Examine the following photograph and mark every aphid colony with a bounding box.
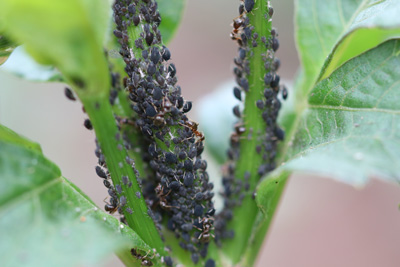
[63,0,284,266]
[111,0,215,265]
[214,0,286,243]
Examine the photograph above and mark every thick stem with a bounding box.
[80,95,165,256]
[224,0,273,262]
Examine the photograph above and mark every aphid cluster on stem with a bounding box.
[215,0,286,244]
[113,0,215,264]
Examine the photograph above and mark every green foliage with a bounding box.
[250,1,400,264]
[0,0,185,82]
[278,40,400,185]
[0,124,149,267]
[296,0,400,89]
[1,0,400,265]
[0,0,185,264]
[0,46,62,81]
[0,35,16,65]
[276,0,400,186]
[158,0,186,44]
[0,0,111,95]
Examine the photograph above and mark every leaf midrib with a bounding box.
[279,0,393,167]
[0,177,61,215]
[309,104,400,114]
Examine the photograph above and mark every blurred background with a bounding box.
[1,0,400,266]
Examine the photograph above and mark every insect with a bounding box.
[154,184,175,210]
[195,217,215,243]
[179,120,205,143]
[131,249,154,266]
[104,197,118,214]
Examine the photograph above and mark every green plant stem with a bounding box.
[113,89,149,179]
[80,95,165,256]
[242,172,289,266]
[223,0,272,263]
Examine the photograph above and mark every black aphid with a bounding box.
[64,87,76,101]
[164,256,173,267]
[272,37,279,51]
[256,100,265,109]
[282,86,288,100]
[270,75,280,88]
[275,127,285,140]
[113,0,214,258]
[95,166,107,179]
[233,105,241,118]
[264,73,273,85]
[84,119,93,130]
[205,259,216,267]
[191,253,199,264]
[103,179,111,188]
[162,46,171,61]
[120,196,127,207]
[183,101,192,113]
[244,0,255,12]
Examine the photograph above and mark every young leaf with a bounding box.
[0,0,111,96]
[157,0,186,44]
[251,39,400,267]
[0,124,149,266]
[275,40,400,186]
[0,0,185,83]
[0,46,62,82]
[296,0,400,90]
[0,35,16,65]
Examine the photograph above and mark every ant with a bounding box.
[194,217,215,243]
[154,184,177,210]
[179,120,205,143]
[104,197,118,214]
[115,115,135,127]
[131,248,155,266]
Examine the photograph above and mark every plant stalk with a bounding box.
[224,0,274,262]
[80,95,165,256]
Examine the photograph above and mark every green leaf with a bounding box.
[0,35,16,65]
[1,46,62,82]
[277,40,400,186]
[296,0,400,91]
[0,124,149,266]
[158,0,186,44]
[254,40,400,265]
[0,0,111,95]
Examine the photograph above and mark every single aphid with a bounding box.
[272,37,279,52]
[244,0,255,13]
[64,87,76,101]
[120,196,127,206]
[282,86,288,100]
[233,105,241,118]
[84,119,93,130]
[95,166,107,179]
[183,101,192,113]
[233,87,242,101]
